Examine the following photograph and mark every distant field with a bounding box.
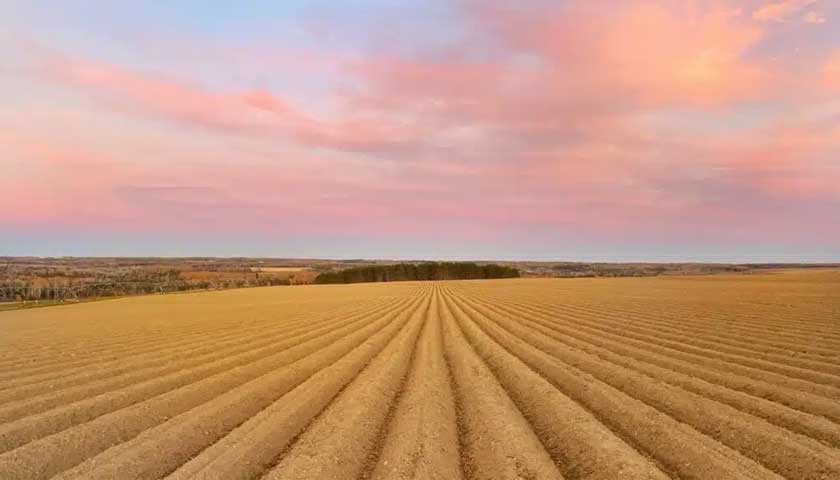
[250,267,311,273]
[0,270,839,479]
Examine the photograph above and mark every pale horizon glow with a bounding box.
[1,1,838,261]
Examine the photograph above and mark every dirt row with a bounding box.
[449,287,840,479]
[54,293,430,480]
[462,281,840,345]
[0,294,398,382]
[473,295,840,446]
[524,295,840,364]
[0,289,429,479]
[0,296,412,426]
[462,289,840,398]
[462,285,840,366]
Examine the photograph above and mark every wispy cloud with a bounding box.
[752,0,824,23]
[39,55,426,155]
[802,10,827,23]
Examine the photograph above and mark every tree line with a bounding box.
[0,270,291,303]
[314,262,520,284]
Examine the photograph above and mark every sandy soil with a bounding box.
[0,270,838,479]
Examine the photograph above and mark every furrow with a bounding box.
[257,290,429,480]
[0,297,377,387]
[436,287,564,480]
[165,288,430,480]
[0,294,418,480]
[540,300,840,371]
[367,286,462,480]
[441,288,669,480]
[0,295,401,414]
[469,295,840,479]
[464,293,840,436]
[0,295,412,454]
[481,293,840,397]
[54,288,429,480]
[574,298,840,345]
[454,291,782,479]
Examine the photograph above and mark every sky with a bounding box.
[1,0,838,261]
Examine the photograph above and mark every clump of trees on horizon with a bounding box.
[314,262,520,284]
[0,264,293,304]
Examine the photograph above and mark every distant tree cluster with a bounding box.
[544,262,750,278]
[314,262,520,284]
[0,266,291,303]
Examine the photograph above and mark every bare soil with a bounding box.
[0,270,838,479]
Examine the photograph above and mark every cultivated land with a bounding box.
[0,269,838,479]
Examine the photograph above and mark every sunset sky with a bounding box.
[2,0,838,261]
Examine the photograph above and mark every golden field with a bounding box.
[0,269,839,479]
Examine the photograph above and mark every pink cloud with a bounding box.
[42,56,426,154]
[825,50,840,90]
[752,0,817,22]
[802,10,827,23]
[598,4,765,105]
[464,1,767,107]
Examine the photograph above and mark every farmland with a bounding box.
[0,269,839,479]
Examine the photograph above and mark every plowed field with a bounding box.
[1,269,839,479]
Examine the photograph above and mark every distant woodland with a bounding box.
[516,262,840,278]
[314,262,520,284]
[0,257,319,305]
[2,257,834,309]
